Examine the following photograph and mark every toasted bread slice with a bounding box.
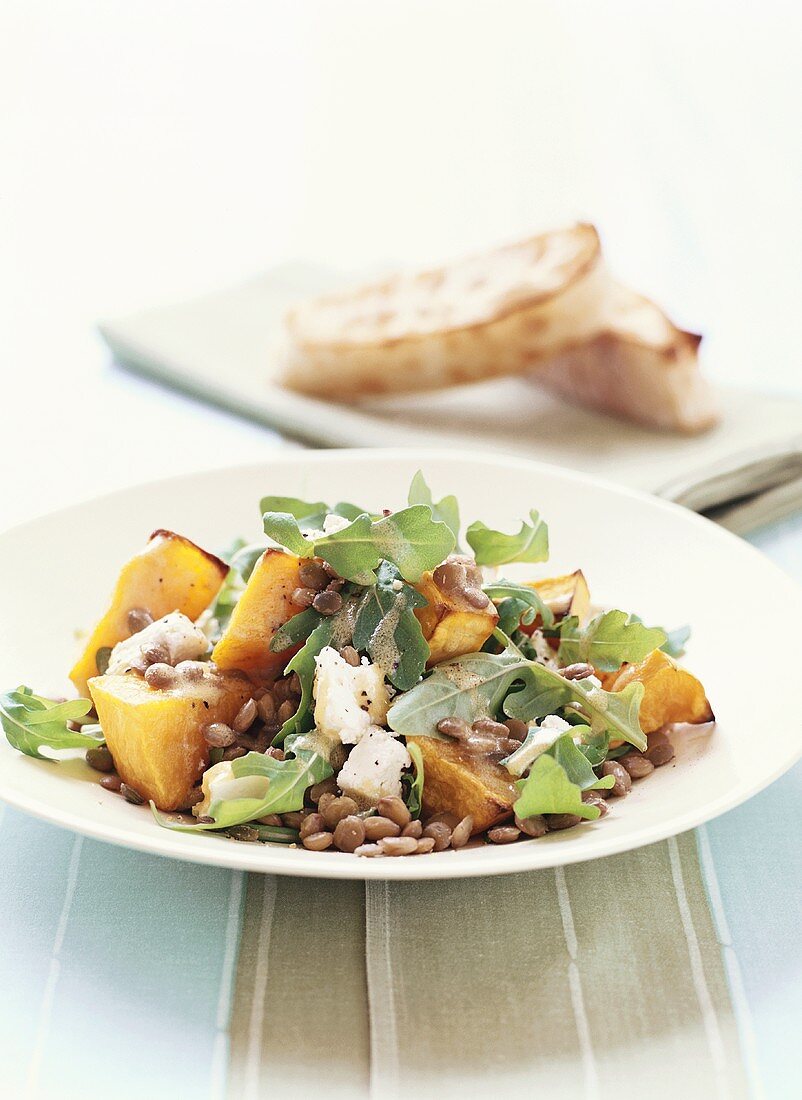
[528,283,718,433]
[279,224,610,398]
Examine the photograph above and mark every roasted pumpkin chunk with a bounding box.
[608,649,714,732]
[212,549,303,676]
[407,735,517,833]
[520,569,591,633]
[70,530,227,697]
[414,571,498,667]
[89,670,252,811]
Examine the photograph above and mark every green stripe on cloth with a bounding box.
[364,833,749,1100]
[227,875,370,1099]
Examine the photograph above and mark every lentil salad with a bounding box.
[0,472,714,857]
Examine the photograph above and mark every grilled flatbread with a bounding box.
[528,284,718,434]
[279,223,610,397]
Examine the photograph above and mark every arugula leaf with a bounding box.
[1,687,102,760]
[274,620,335,743]
[466,509,549,567]
[259,495,329,528]
[387,632,647,751]
[351,561,430,689]
[259,495,368,528]
[547,733,614,791]
[491,597,534,642]
[269,606,324,653]
[313,506,455,585]
[151,744,332,831]
[95,647,112,675]
[387,648,528,736]
[628,614,690,659]
[557,610,666,672]
[403,741,425,819]
[313,513,381,584]
[504,662,647,752]
[408,471,461,546]
[662,624,691,658]
[482,579,555,629]
[262,512,315,558]
[514,754,600,821]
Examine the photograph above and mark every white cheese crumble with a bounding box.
[322,512,351,535]
[192,760,270,818]
[337,727,411,804]
[501,714,573,776]
[531,628,560,670]
[313,646,390,746]
[107,611,210,675]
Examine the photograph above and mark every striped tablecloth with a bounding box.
[1,517,799,1100]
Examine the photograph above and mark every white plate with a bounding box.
[0,449,799,879]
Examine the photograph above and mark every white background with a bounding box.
[1,0,801,526]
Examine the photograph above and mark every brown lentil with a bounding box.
[422,821,452,850]
[100,774,122,792]
[401,819,423,839]
[257,694,277,722]
[302,831,334,851]
[515,814,547,837]
[257,813,283,827]
[436,716,472,740]
[364,816,401,841]
[312,590,343,616]
[488,824,521,844]
[415,837,437,854]
[504,718,529,742]
[333,816,366,853]
[273,678,296,702]
[562,662,595,681]
[299,813,325,839]
[321,560,341,579]
[232,698,258,733]
[175,660,206,681]
[142,643,169,667]
[377,796,411,829]
[180,789,205,809]
[229,825,259,842]
[581,792,610,817]
[127,607,153,633]
[450,815,474,848]
[291,586,316,608]
[428,811,460,830]
[472,717,511,738]
[203,722,237,748]
[619,751,655,780]
[298,559,330,590]
[276,700,296,725]
[266,746,285,761]
[86,745,115,773]
[646,738,675,767]
[280,811,305,830]
[145,662,176,689]
[601,760,632,798]
[354,843,383,858]
[321,795,359,829]
[120,783,144,805]
[222,745,247,761]
[314,787,338,810]
[546,813,582,831]
[378,836,418,856]
[340,645,360,667]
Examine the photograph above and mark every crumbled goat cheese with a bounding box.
[193,760,270,819]
[313,646,390,746]
[501,714,573,776]
[107,611,210,675]
[531,629,560,670]
[322,512,351,535]
[337,728,411,804]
